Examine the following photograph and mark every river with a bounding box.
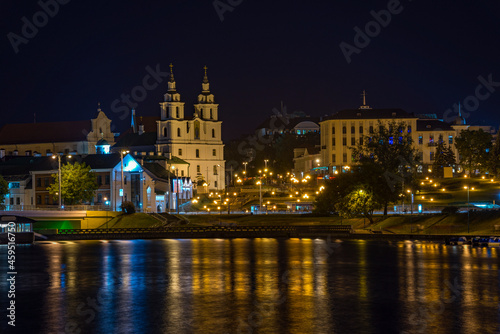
[1,238,499,333]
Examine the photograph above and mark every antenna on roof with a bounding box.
[359,90,371,110]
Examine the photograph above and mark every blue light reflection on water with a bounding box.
[0,239,499,334]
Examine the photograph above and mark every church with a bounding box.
[114,65,226,192]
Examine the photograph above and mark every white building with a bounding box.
[155,65,225,191]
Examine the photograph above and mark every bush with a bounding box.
[441,206,459,215]
[121,201,136,214]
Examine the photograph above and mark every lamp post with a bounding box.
[243,162,248,176]
[264,159,269,170]
[464,184,471,234]
[120,150,129,209]
[52,154,72,209]
[257,180,262,213]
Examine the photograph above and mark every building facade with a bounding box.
[319,105,467,175]
[155,65,225,191]
[0,108,116,157]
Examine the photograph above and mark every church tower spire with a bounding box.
[160,63,184,120]
[202,65,210,93]
[167,63,177,92]
[195,65,218,120]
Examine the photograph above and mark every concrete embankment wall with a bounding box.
[1,210,121,231]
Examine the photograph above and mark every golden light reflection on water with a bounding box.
[16,239,500,334]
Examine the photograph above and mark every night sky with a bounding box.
[2,0,500,140]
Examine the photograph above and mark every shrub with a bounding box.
[442,206,459,215]
[121,201,136,214]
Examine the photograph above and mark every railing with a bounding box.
[56,225,353,235]
[2,205,113,211]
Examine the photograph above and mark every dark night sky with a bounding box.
[1,0,500,140]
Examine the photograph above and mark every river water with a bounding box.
[1,238,499,334]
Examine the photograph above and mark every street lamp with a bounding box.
[52,153,72,209]
[264,159,269,169]
[256,180,262,213]
[464,185,470,233]
[120,150,129,209]
[243,162,248,175]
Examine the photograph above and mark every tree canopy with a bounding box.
[455,129,492,175]
[350,121,419,215]
[48,162,98,205]
[432,134,456,178]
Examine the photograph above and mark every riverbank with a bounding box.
[185,211,500,235]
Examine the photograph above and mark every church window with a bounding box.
[342,126,346,134]
[210,109,213,119]
[351,138,355,145]
[177,128,181,137]
[187,123,190,133]
[197,165,200,173]
[369,126,374,134]
[331,126,335,134]
[332,138,335,146]
[351,126,355,134]
[163,127,167,137]
[449,135,453,144]
[343,138,347,146]
[178,149,182,156]
[359,126,363,134]
[213,165,218,175]
[212,129,215,138]
[343,153,347,163]
[181,170,184,177]
[212,149,216,156]
[194,121,200,139]
[176,107,179,118]
[332,154,336,163]
[196,149,200,158]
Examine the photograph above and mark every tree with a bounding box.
[455,129,492,175]
[337,187,379,224]
[0,175,8,209]
[351,121,419,216]
[313,173,359,214]
[432,135,456,178]
[48,162,98,205]
[487,131,500,177]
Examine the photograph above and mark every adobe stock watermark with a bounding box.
[213,0,243,22]
[232,236,341,334]
[339,0,413,64]
[110,64,169,121]
[7,0,72,54]
[443,74,500,123]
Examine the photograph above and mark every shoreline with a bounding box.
[42,231,462,243]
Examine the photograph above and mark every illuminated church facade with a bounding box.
[155,65,225,191]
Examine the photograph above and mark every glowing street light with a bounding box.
[52,153,72,209]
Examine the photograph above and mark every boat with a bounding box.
[0,215,35,245]
[472,236,490,247]
[446,236,469,245]
[487,237,500,247]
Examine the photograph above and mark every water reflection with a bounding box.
[1,239,499,334]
